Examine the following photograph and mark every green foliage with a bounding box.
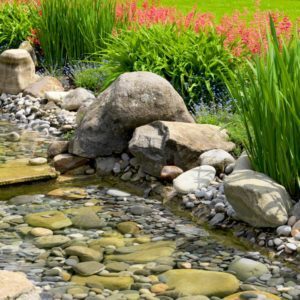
[197,109,246,157]
[226,19,300,196]
[95,25,241,111]
[0,1,35,51]
[74,67,104,92]
[35,0,117,67]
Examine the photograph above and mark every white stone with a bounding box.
[28,157,47,166]
[106,189,131,197]
[173,165,216,194]
[45,91,70,104]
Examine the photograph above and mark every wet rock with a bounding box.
[47,187,87,200]
[8,194,42,205]
[34,235,70,248]
[62,88,95,111]
[1,131,20,142]
[53,153,89,174]
[69,71,194,158]
[73,262,105,276]
[65,246,103,262]
[228,258,269,281]
[71,275,134,290]
[96,157,117,176]
[159,269,239,297]
[23,76,64,98]
[106,189,130,197]
[25,211,72,230]
[160,166,183,181]
[28,157,47,166]
[117,221,140,235]
[47,141,69,158]
[223,291,281,300]
[88,237,125,248]
[30,227,53,237]
[224,170,292,227]
[71,211,106,229]
[129,121,234,176]
[0,49,37,94]
[173,166,216,194]
[199,149,235,173]
[276,225,292,237]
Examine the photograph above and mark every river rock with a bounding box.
[0,49,37,94]
[96,157,117,175]
[160,166,183,181]
[8,194,42,205]
[28,157,47,166]
[0,271,36,299]
[45,91,69,105]
[228,258,269,281]
[73,262,104,276]
[199,149,235,173]
[69,71,194,158]
[159,269,239,297]
[23,76,64,98]
[47,187,87,200]
[48,141,69,158]
[34,235,71,248]
[173,166,216,194]
[89,237,125,248]
[53,153,89,174]
[224,170,292,227]
[25,211,72,230]
[223,291,281,300]
[71,275,133,290]
[129,121,235,176]
[71,211,106,229]
[30,227,53,237]
[62,87,95,111]
[117,221,140,235]
[65,246,103,262]
[292,220,300,237]
[233,151,252,171]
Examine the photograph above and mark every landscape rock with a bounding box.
[69,71,194,158]
[0,49,37,94]
[71,211,106,229]
[62,87,95,111]
[47,141,69,158]
[129,121,234,176]
[0,271,36,299]
[160,269,239,297]
[65,246,103,262]
[53,153,89,174]
[34,235,71,248]
[72,262,104,276]
[117,221,140,235]
[23,76,64,98]
[30,227,53,237]
[25,211,72,230]
[233,151,252,171]
[199,149,235,173]
[228,258,269,281]
[173,166,216,194]
[224,170,292,227]
[45,91,69,105]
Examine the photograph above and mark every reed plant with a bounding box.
[226,18,300,196]
[35,0,116,66]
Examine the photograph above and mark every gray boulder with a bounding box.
[62,88,95,111]
[224,170,292,227]
[69,72,194,158]
[129,121,235,176]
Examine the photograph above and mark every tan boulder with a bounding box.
[129,121,235,176]
[23,76,64,98]
[0,49,37,94]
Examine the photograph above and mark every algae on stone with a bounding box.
[160,269,239,297]
[47,187,87,200]
[223,291,281,300]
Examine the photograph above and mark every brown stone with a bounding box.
[151,283,169,294]
[23,76,64,98]
[47,141,69,158]
[53,153,89,174]
[160,166,183,181]
[291,220,300,237]
[0,49,37,94]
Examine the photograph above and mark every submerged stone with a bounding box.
[34,235,70,248]
[47,187,87,200]
[223,291,281,300]
[25,211,72,230]
[159,269,239,297]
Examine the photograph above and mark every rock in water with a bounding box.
[173,166,216,194]
[159,269,239,297]
[129,121,235,176]
[53,153,89,174]
[69,71,194,158]
[224,170,292,227]
[0,49,37,94]
[223,291,281,300]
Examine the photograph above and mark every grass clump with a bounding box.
[74,67,104,92]
[94,25,241,111]
[35,0,117,67]
[226,18,300,196]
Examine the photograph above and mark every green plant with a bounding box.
[0,1,35,51]
[35,0,117,67]
[94,25,241,111]
[74,67,104,92]
[226,18,300,196]
[197,109,246,156]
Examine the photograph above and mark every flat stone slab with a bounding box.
[0,158,57,186]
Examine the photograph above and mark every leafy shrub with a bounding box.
[74,66,104,92]
[226,19,300,196]
[35,0,117,66]
[0,1,36,51]
[95,25,241,111]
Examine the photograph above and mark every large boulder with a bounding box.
[224,170,292,227]
[129,121,235,176]
[0,49,37,94]
[69,72,194,158]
